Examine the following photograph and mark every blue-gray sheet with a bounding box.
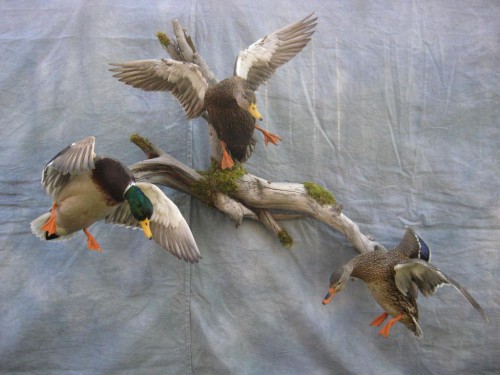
[1,1,498,374]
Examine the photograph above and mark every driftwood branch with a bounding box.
[127,19,382,254]
[130,135,379,253]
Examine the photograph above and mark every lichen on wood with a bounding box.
[191,161,247,205]
[156,32,171,48]
[303,182,336,206]
[278,230,294,248]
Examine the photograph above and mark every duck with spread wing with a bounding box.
[110,14,317,169]
[322,228,488,338]
[31,136,201,263]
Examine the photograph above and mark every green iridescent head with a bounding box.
[124,185,154,239]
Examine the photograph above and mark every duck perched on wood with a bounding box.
[31,136,201,263]
[109,13,317,169]
[322,228,488,338]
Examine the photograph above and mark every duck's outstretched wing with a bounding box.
[105,182,201,263]
[394,259,488,322]
[42,136,96,195]
[234,13,317,91]
[110,59,208,119]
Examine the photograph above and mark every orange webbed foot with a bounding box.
[370,312,389,327]
[83,228,102,253]
[220,141,235,170]
[255,124,281,146]
[378,314,403,337]
[41,203,58,235]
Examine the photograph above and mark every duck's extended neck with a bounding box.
[124,184,154,222]
[124,183,142,203]
[123,182,136,196]
[346,256,363,279]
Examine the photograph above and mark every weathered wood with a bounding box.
[130,135,379,253]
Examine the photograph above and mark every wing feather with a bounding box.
[395,259,488,322]
[41,136,96,195]
[110,59,208,119]
[235,13,317,91]
[105,182,201,263]
[105,202,137,228]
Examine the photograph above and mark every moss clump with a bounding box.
[278,230,294,248]
[303,182,336,206]
[191,160,247,205]
[156,32,171,48]
[130,133,149,149]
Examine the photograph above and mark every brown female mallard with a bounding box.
[109,13,317,169]
[31,136,201,262]
[322,228,488,338]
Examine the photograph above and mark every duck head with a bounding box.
[235,88,263,121]
[322,264,353,305]
[124,185,154,239]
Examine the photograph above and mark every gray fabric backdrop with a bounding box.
[1,1,498,374]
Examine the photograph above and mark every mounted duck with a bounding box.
[322,228,488,338]
[31,136,201,263]
[110,13,317,169]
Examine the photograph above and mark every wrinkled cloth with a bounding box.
[0,1,498,374]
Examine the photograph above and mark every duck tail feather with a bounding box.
[30,213,52,240]
[30,213,77,242]
[411,316,424,339]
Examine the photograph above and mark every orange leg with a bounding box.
[41,203,58,235]
[220,141,235,170]
[378,314,403,337]
[255,124,281,146]
[370,312,389,327]
[83,228,102,253]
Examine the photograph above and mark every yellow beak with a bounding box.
[247,103,263,121]
[139,218,153,240]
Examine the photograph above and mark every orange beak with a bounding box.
[322,287,336,305]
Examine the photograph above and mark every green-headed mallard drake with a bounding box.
[322,228,488,338]
[109,13,317,169]
[31,136,201,263]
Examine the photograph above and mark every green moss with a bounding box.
[130,133,149,149]
[191,160,247,205]
[303,182,336,206]
[278,230,294,248]
[156,32,171,48]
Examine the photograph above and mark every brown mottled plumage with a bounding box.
[323,228,488,338]
[204,76,257,163]
[349,248,423,337]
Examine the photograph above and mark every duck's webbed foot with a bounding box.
[255,125,281,146]
[378,314,402,337]
[370,312,389,327]
[83,228,102,253]
[220,141,235,170]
